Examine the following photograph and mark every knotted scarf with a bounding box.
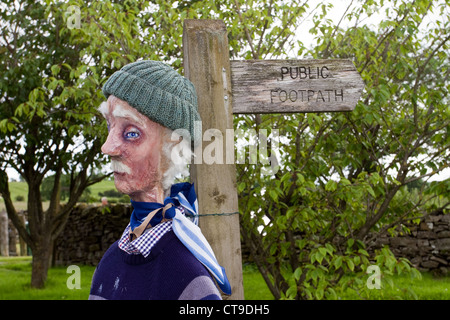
[129,182,231,296]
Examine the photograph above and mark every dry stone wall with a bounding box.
[54,204,449,274]
[54,203,131,266]
[369,211,450,275]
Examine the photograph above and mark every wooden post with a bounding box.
[183,19,244,300]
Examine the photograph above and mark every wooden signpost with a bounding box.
[183,19,364,300]
[231,59,364,114]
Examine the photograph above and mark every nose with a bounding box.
[101,131,121,157]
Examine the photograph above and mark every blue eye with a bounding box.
[124,129,140,140]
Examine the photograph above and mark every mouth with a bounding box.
[111,160,131,176]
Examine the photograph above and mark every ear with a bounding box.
[161,132,180,164]
[163,128,184,148]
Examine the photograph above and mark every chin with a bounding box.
[113,180,131,196]
[114,180,148,200]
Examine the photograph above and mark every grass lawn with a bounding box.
[341,272,450,300]
[242,263,274,300]
[396,272,450,299]
[6,180,118,202]
[0,257,274,300]
[88,179,117,198]
[1,256,449,300]
[0,257,95,300]
[1,180,119,212]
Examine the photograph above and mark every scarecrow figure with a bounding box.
[89,60,230,300]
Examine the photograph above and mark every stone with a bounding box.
[400,246,418,256]
[428,215,442,223]
[417,231,436,239]
[410,256,422,266]
[434,225,447,233]
[419,222,430,231]
[437,231,450,238]
[390,237,416,247]
[88,244,100,252]
[375,237,390,246]
[430,256,448,265]
[439,267,448,275]
[435,238,450,251]
[421,260,439,268]
[417,239,430,247]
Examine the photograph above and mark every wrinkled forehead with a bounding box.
[98,96,147,127]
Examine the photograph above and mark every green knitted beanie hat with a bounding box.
[102,60,201,144]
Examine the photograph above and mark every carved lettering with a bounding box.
[335,89,343,102]
[280,66,331,80]
[280,67,289,80]
[270,89,344,103]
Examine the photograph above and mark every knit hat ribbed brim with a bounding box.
[102,60,201,144]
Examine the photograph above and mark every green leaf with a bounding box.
[0,119,8,133]
[51,64,60,76]
[334,256,343,269]
[285,285,297,300]
[315,288,324,300]
[318,247,327,257]
[315,251,324,264]
[367,186,376,197]
[347,238,355,248]
[325,180,337,192]
[294,267,302,281]
[347,259,355,271]
[269,189,278,202]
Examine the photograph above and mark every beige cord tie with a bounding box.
[130,203,174,240]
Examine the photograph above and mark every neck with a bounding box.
[129,185,165,203]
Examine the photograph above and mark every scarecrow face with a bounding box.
[99,96,167,203]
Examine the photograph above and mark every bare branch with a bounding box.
[233,0,257,59]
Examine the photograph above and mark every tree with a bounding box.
[0,0,110,288]
[237,0,449,299]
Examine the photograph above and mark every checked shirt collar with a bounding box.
[118,206,185,257]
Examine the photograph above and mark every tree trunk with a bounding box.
[27,180,50,289]
[30,236,52,289]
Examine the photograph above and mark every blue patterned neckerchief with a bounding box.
[129,182,231,296]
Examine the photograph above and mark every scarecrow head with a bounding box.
[98,60,200,203]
